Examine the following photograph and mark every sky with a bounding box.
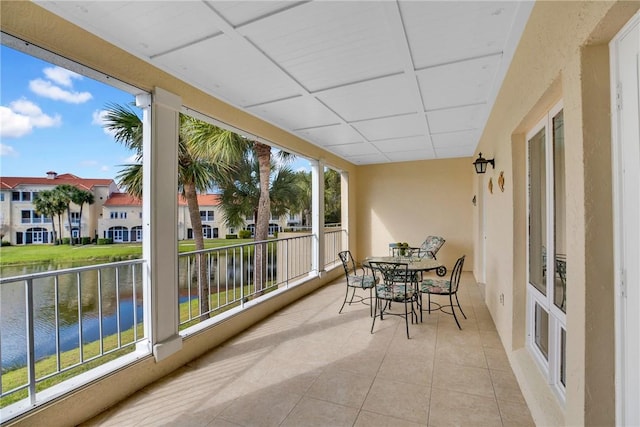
[0,45,139,180]
[0,45,311,184]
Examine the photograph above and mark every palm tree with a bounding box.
[72,189,95,242]
[33,190,65,244]
[103,105,240,316]
[292,171,312,227]
[324,168,341,225]
[218,153,301,290]
[54,184,80,245]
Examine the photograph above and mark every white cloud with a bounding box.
[123,154,140,164]
[29,78,92,104]
[43,66,82,87]
[92,109,117,136]
[0,99,62,138]
[0,143,19,157]
[100,165,110,172]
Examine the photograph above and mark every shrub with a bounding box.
[0,240,11,247]
[97,238,113,245]
[81,237,92,245]
[238,230,252,239]
[62,238,71,245]
[225,234,238,239]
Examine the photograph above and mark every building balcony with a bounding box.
[82,272,533,426]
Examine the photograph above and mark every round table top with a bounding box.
[363,256,442,272]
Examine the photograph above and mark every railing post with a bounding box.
[25,279,36,405]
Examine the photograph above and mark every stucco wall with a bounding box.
[355,157,473,271]
[474,1,639,426]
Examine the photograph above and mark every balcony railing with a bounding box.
[178,230,345,329]
[0,260,147,414]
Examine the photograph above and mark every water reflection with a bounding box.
[1,262,143,371]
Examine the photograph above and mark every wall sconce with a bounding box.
[473,152,495,174]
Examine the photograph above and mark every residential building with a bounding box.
[0,172,118,244]
[2,2,640,426]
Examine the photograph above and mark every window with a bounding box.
[12,191,21,201]
[200,210,214,221]
[110,212,117,219]
[71,212,80,224]
[109,211,127,219]
[120,212,127,219]
[527,101,566,400]
[21,210,46,224]
[0,193,5,201]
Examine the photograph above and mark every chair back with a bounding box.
[449,255,466,293]
[419,236,445,259]
[369,261,413,301]
[338,250,357,278]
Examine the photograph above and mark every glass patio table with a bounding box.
[362,256,445,277]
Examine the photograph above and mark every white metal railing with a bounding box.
[324,228,346,268]
[0,259,147,410]
[178,234,318,328]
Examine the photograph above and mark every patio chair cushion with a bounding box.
[419,236,445,259]
[376,283,416,301]
[420,278,451,294]
[348,274,376,289]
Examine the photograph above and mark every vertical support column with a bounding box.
[311,160,325,275]
[340,171,350,252]
[139,88,182,362]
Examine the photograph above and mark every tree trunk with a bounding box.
[254,142,271,292]
[66,207,74,245]
[184,181,209,318]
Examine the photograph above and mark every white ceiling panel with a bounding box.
[238,1,403,92]
[372,136,432,154]
[328,142,379,157]
[35,0,533,165]
[344,152,389,165]
[40,1,222,58]
[385,149,438,163]
[400,1,522,69]
[208,1,304,27]
[247,96,338,130]
[418,55,501,111]
[155,34,301,107]
[432,130,479,149]
[352,114,424,142]
[316,74,415,123]
[296,125,362,147]
[427,104,487,134]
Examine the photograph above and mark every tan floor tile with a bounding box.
[376,352,434,386]
[362,377,430,424]
[497,399,536,426]
[306,369,374,408]
[435,341,487,369]
[217,388,302,427]
[485,346,511,371]
[280,396,359,427]
[354,410,427,427]
[428,388,502,426]
[432,362,494,398]
[490,369,527,404]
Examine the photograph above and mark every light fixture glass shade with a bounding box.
[473,153,494,174]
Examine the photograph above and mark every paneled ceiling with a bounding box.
[36,1,533,165]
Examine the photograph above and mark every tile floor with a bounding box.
[84,272,534,426]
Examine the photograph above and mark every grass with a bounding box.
[0,239,254,266]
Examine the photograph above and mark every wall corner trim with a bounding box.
[153,335,183,362]
[153,87,182,111]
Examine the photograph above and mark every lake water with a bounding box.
[0,261,144,371]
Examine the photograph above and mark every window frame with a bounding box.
[525,100,567,402]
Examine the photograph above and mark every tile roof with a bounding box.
[104,193,221,207]
[0,173,115,191]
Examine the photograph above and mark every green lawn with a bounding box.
[0,239,254,266]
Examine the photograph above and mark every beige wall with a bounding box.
[474,1,640,426]
[355,158,474,271]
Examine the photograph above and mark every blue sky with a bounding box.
[0,45,310,182]
[0,45,138,180]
